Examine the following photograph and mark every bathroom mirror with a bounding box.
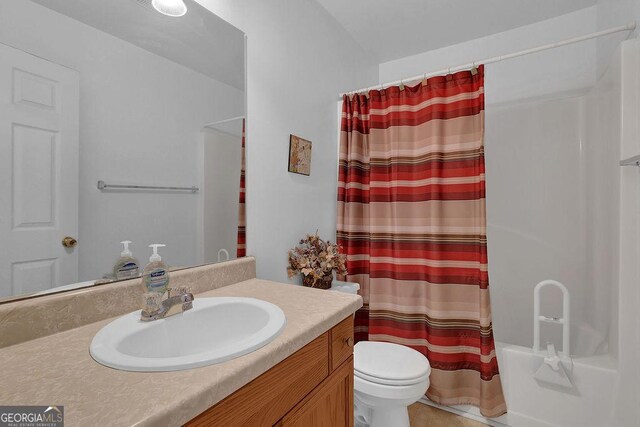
[0,0,246,302]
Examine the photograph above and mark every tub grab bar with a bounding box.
[217,249,230,263]
[533,280,570,358]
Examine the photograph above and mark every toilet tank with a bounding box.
[330,280,360,294]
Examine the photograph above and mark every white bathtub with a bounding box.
[422,341,618,427]
[496,343,617,427]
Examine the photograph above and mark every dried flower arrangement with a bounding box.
[287,233,347,289]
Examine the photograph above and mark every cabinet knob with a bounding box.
[344,337,354,347]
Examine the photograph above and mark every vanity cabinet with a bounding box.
[185,316,354,427]
[276,357,353,426]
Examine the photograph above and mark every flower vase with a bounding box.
[302,272,333,289]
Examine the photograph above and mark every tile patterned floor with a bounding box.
[409,403,489,427]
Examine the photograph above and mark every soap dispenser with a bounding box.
[141,244,170,294]
[113,240,140,280]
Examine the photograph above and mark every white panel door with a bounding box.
[0,43,79,297]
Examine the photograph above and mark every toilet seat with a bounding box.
[354,341,431,386]
[355,368,430,386]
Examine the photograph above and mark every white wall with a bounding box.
[202,129,242,264]
[379,6,599,106]
[0,0,244,280]
[194,0,378,283]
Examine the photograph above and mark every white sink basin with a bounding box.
[90,297,286,372]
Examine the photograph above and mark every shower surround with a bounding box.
[449,38,640,427]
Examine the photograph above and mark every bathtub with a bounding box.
[421,341,618,427]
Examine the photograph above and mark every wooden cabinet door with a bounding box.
[330,316,354,371]
[277,356,354,427]
[186,334,329,427]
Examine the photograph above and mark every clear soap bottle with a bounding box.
[141,244,170,295]
[113,240,140,280]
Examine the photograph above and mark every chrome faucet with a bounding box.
[140,287,194,321]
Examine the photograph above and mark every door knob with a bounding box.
[62,236,77,248]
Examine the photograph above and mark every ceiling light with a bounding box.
[151,0,187,17]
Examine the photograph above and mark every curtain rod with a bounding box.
[339,21,636,97]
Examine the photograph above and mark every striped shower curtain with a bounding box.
[336,66,506,417]
[236,119,246,258]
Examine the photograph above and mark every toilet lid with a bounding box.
[354,341,431,386]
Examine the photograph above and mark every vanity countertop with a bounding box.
[0,279,362,427]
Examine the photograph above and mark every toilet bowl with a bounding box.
[353,341,431,427]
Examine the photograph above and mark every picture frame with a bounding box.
[288,134,312,176]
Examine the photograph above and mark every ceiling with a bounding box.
[30,0,245,90]
[314,0,597,63]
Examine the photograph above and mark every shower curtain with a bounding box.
[236,119,246,258]
[337,66,506,417]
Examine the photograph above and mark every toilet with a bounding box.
[330,281,431,427]
[354,341,431,427]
